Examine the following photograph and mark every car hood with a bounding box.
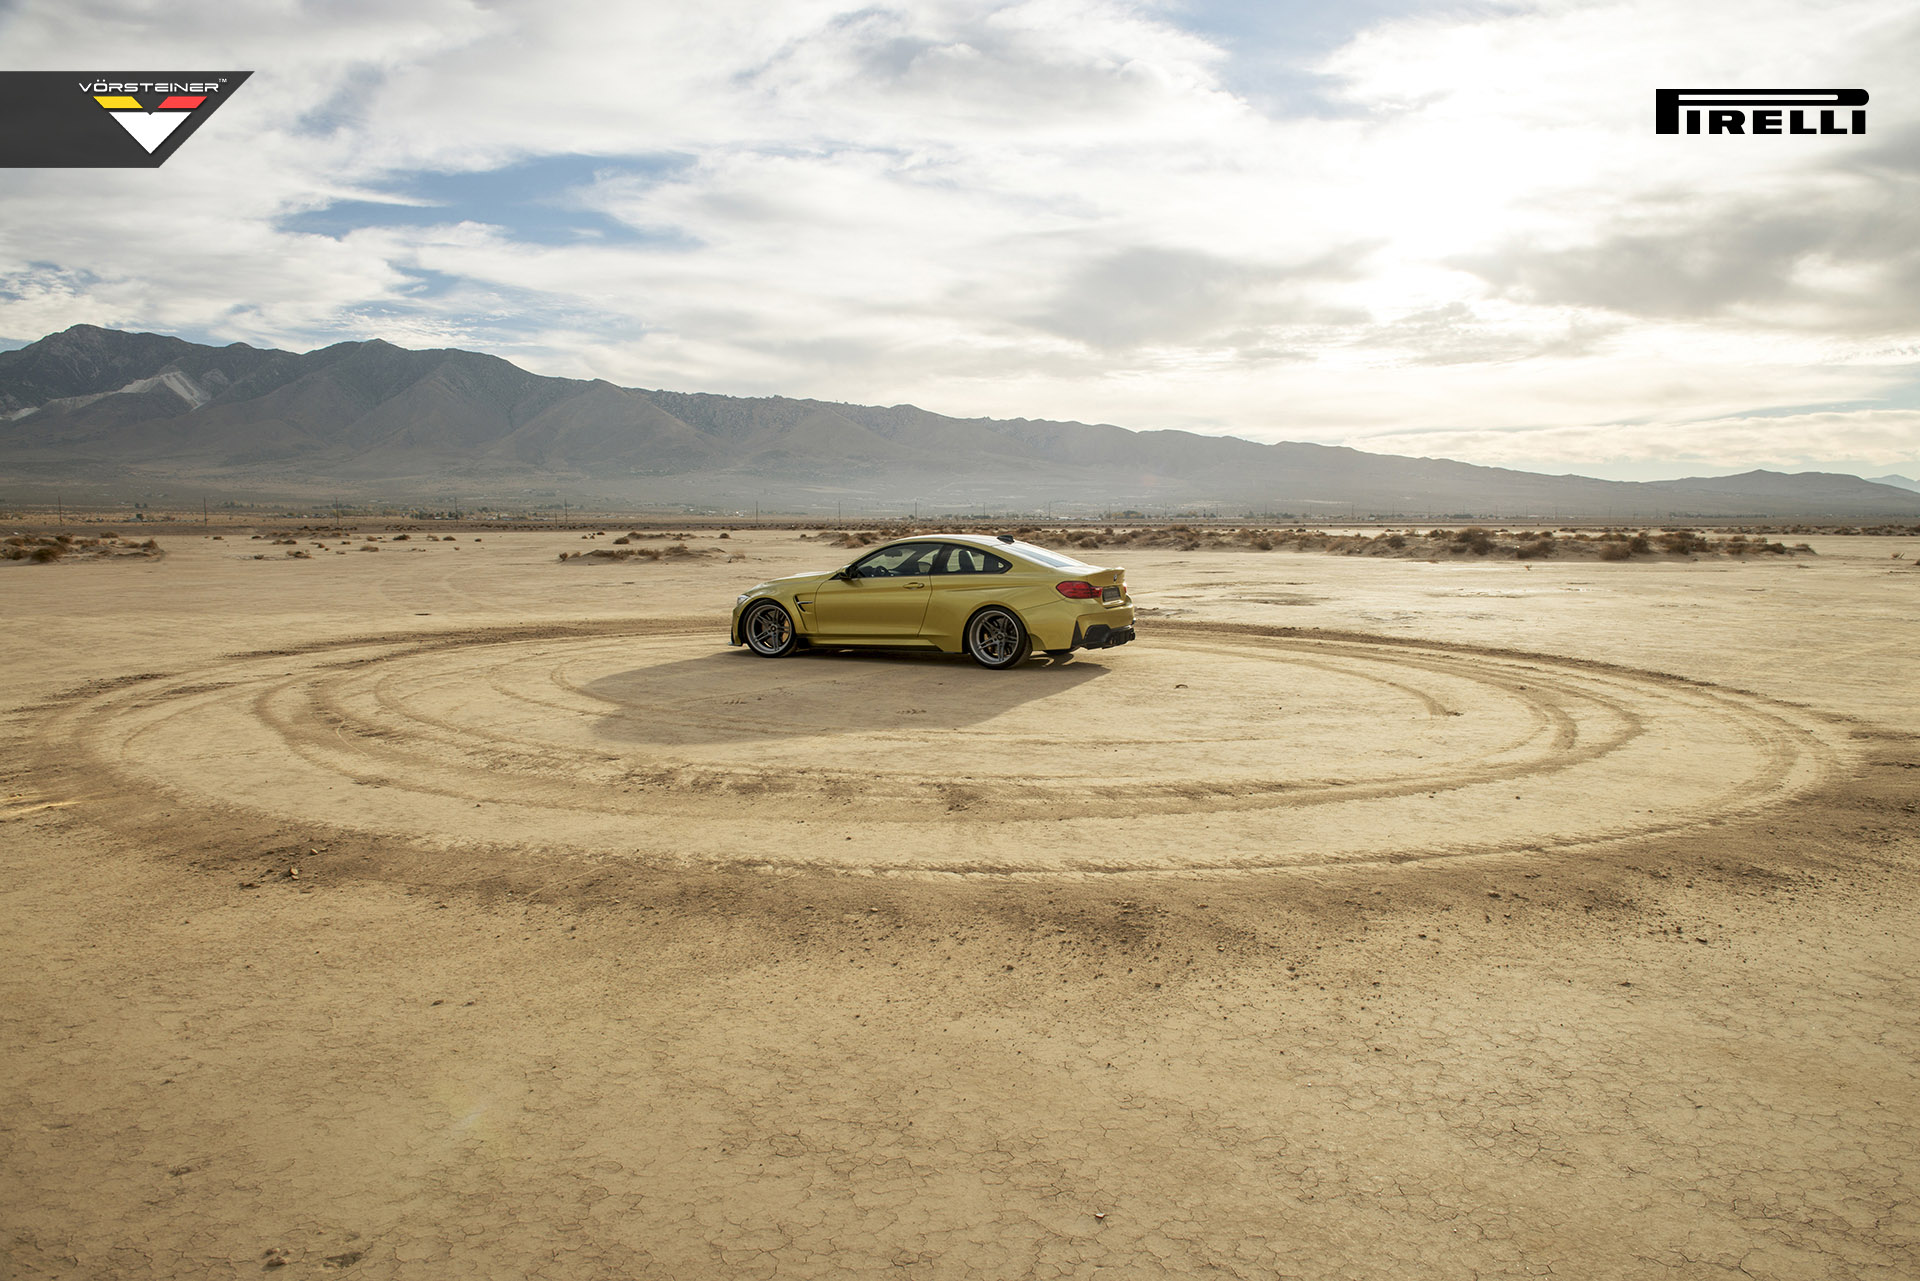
[753,569,836,594]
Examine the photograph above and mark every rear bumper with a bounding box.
[1072,621,1136,650]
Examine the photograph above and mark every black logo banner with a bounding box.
[0,71,252,167]
[1655,89,1867,136]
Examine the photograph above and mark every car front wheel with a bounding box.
[742,601,798,656]
[965,606,1030,669]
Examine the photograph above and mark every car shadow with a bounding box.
[583,646,1111,746]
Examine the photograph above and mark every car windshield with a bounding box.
[1002,540,1094,570]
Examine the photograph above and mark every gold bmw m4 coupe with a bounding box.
[731,534,1136,669]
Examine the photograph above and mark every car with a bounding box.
[730,533,1136,669]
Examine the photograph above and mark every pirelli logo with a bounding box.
[1656,89,1867,136]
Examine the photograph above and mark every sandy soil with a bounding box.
[3,529,1917,1279]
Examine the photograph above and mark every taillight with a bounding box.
[1055,580,1100,599]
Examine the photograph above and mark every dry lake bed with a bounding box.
[4,527,1917,1279]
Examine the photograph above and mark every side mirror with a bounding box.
[831,566,854,582]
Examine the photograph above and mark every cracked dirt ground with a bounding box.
[3,529,1917,1278]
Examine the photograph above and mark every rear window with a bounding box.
[1002,540,1094,570]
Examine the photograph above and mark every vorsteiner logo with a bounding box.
[1655,89,1867,135]
[0,71,252,166]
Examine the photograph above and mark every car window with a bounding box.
[936,544,1011,574]
[1002,540,1093,570]
[852,543,942,577]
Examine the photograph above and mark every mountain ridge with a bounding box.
[4,325,1917,518]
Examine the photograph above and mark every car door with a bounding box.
[810,543,940,639]
[921,543,1014,645]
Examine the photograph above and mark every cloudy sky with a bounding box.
[3,0,1916,480]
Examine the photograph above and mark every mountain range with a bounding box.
[4,324,1917,519]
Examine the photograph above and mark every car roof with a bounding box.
[863,533,1099,569]
[870,533,1018,547]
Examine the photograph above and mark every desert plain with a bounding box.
[3,525,1917,1279]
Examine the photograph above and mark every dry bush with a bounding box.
[1598,541,1633,561]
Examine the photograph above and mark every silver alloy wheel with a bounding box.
[967,607,1026,668]
[743,601,795,656]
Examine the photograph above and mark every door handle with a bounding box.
[905,581,926,589]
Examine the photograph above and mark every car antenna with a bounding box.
[996,534,1016,543]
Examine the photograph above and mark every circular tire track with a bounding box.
[27,618,1849,875]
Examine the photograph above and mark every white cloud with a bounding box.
[1,0,1916,476]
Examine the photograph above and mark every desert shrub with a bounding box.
[1628,533,1651,554]
[392,533,410,541]
[1385,534,1406,549]
[612,536,630,545]
[718,532,730,539]
[55,534,73,545]
[1598,541,1632,561]
[30,544,63,562]
[1452,527,1494,555]
[1251,536,1273,551]
[1657,531,1707,554]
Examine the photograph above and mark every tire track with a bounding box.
[23,617,1851,875]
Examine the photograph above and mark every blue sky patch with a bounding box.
[280,154,697,248]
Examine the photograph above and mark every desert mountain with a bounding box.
[5,325,1917,518]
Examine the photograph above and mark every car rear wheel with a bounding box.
[742,601,798,656]
[965,607,1030,669]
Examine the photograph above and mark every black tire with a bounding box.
[965,606,1030,669]
[741,600,798,657]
